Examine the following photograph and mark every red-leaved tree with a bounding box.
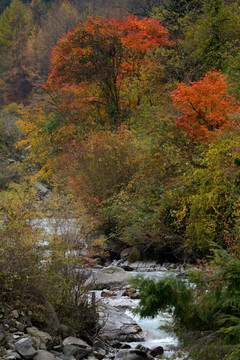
[171,70,238,142]
[44,15,170,126]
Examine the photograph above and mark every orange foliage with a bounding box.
[44,15,170,124]
[171,70,238,142]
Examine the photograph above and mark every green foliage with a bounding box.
[134,247,240,360]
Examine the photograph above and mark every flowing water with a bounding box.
[35,218,188,359]
[99,268,188,360]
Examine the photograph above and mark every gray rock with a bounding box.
[7,342,16,350]
[27,327,52,350]
[33,350,57,360]
[62,337,92,360]
[92,340,107,351]
[63,344,91,359]
[5,350,21,359]
[115,350,154,360]
[85,266,132,289]
[62,337,91,349]
[149,347,164,357]
[120,249,131,260]
[14,338,38,359]
[98,304,143,342]
[15,322,25,332]
[12,311,19,319]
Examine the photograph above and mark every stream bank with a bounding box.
[0,262,187,360]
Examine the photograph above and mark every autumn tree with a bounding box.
[171,70,238,142]
[45,15,170,126]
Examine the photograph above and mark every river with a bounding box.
[34,217,188,359]
[97,267,189,360]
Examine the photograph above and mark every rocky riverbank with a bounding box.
[0,263,184,360]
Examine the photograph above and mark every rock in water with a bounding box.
[150,346,164,357]
[98,304,144,343]
[85,266,132,289]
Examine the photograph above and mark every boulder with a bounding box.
[27,327,53,350]
[115,349,154,360]
[14,338,38,359]
[85,266,132,289]
[149,347,164,357]
[98,304,144,343]
[62,337,92,360]
[25,288,60,335]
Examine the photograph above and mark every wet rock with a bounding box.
[27,327,53,350]
[14,337,38,359]
[121,289,138,299]
[134,345,149,353]
[85,266,132,290]
[115,349,154,360]
[101,290,117,298]
[149,347,164,357]
[120,344,131,349]
[98,304,144,343]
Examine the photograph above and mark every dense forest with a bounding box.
[1,0,240,359]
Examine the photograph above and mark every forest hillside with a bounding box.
[1,1,240,359]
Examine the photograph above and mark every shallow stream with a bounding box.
[99,268,188,360]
